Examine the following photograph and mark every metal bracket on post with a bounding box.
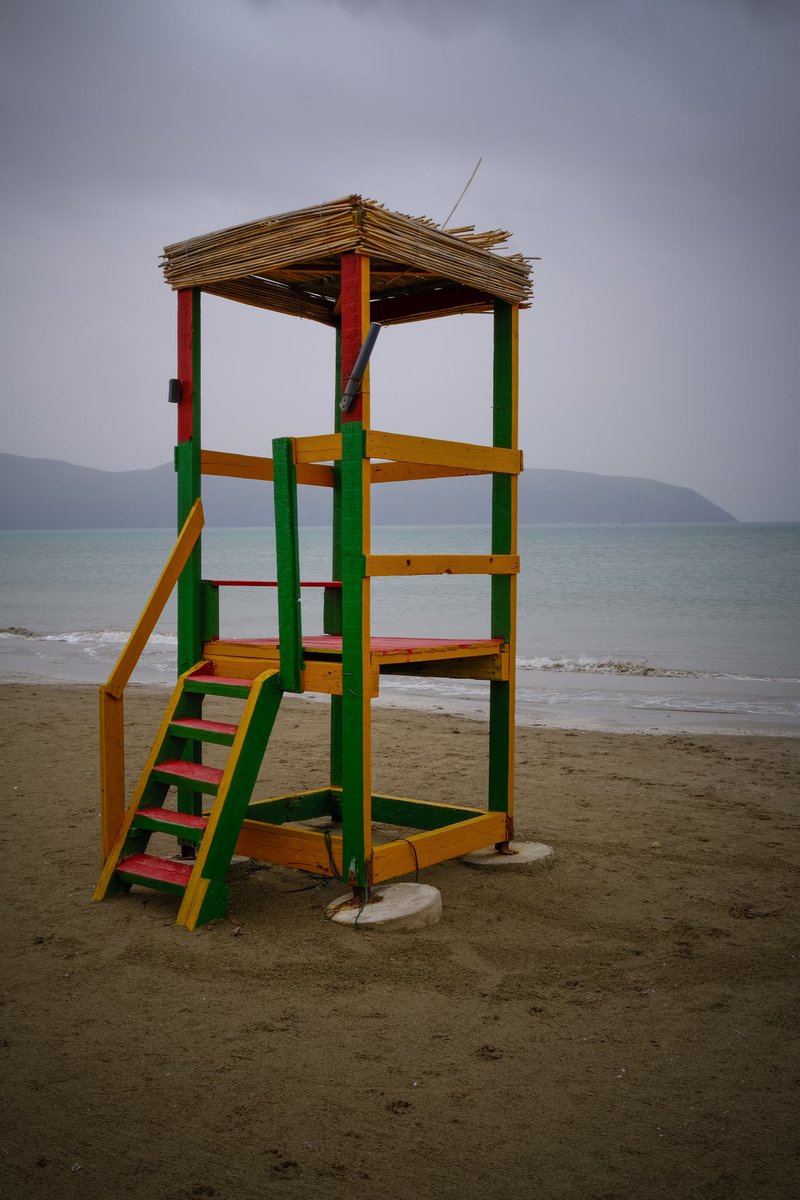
[339,322,382,413]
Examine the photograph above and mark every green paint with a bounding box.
[198,672,283,883]
[272,436,303,692]
[244,789,332,825]
[372,794,479,830]
[339,420,368,887]
[133,812,206,842]
[168,721,235,747]
[175,289,203,822]
[184,677,251,700]
[489,300,515,817]
[329,325,344,788]
[201,581,220,642]
[151,766,220,796]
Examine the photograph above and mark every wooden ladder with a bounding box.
[93,662,283,929]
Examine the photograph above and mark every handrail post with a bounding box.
[98,499,204,856]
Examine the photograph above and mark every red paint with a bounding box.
[177,289,194,443]
[117,853,194,886]
[171,717,239,737]
[155,759,225,786]
[137,807,209,830]
[372,285,494,324]
[213,635,502,654]
[210,580,342,589]
[340,252,366,424]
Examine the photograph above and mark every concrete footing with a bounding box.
[461,841,555,871]
[326,882,442,930]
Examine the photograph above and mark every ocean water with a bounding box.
[1,523,798,734]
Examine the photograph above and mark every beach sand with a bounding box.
[1,682,798,1200]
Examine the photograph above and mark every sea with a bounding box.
[1,523,799,735]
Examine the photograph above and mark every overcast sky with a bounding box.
[1,0,798,519]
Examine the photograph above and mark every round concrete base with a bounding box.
[326,882,442,931]
[461,841,555,871]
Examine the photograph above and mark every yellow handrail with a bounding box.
[98,499,204,856]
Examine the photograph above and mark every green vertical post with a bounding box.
[272,436,303,693]
[339,419,368,887]
[488,301,517,834]
[327,326,344,807]
[176,287,203,824]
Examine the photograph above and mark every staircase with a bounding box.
[93,662,283,930]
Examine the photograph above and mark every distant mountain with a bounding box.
[0,453,736,528]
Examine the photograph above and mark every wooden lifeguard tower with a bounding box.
[94,196,532,929]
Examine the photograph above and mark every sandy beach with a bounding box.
[1,681,798,1199]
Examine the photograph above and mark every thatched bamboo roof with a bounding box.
[161,196,533,325]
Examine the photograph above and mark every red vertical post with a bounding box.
[340,253,370,427]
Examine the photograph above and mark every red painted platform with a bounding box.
[210,635,502,658]
[171,717,239,737]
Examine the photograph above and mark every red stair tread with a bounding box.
[171,717,238,736]
[117,853,193,886]
[137,807,209,830]
[155,759,224,785]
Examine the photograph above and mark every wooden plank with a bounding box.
[202,654,347,696]
[201,449,333,487]
[365,554,519,577]
[365,430,521,475]
[372,793,485,830]
[176,288,203,680]
[370,461,481,483]
[235,821,342,877]
[294,433,343,464]
[243,789,333,825]
[272,437,303,693]
[340,253,371,426]
[98,688,125,858]
[371,812,508,883]
[489,301,519,830]
[106,499,204,698]
[380,652,508,681]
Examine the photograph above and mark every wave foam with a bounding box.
[0,627,177,647]
[516,655,702,678]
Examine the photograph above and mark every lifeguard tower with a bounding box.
[93,196,532,929]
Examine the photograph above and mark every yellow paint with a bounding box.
[94,663,207,900]
[177,667,280,929]
[366,431,521,476]
[365,554,519,577]
[294,433,342,464]
[371,811,508,882]
[98,688,125,857]
[201,449,333,487]
[383,651,508,681]
[106,499,204,698]
[370,461,481,484]
[235,821,341,876]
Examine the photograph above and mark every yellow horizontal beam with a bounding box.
[204,650,378,696]
[235,821,341,876]
[372,811,508,883]
[382,651,509,681]
[370,461,482,484]
[201,449,333,487]
[366,554,519,577]
[366,430,521,475]
[294,433,342,464]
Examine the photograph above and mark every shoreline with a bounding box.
[1,681,798,1199]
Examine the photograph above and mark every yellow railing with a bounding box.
[98,500,204,857]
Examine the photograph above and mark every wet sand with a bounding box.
[1,682,798,1200]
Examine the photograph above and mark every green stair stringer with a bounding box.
[177,668,283,930]
[93,662,211,901]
